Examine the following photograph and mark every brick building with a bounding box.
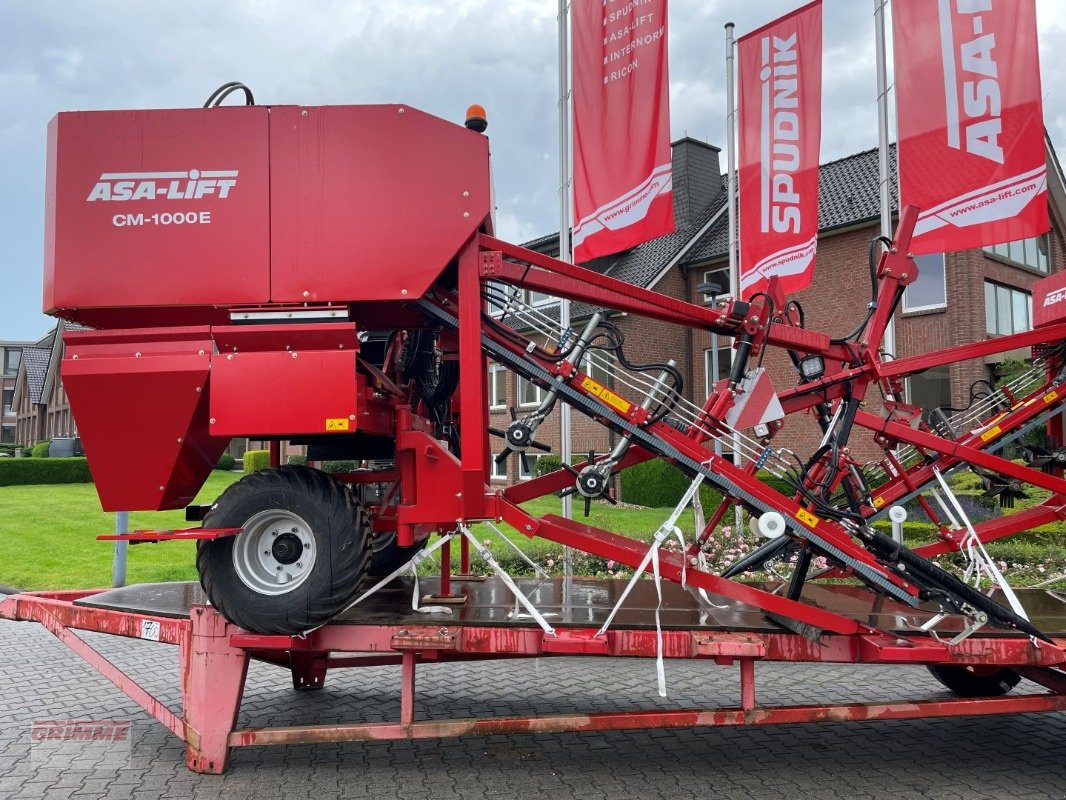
[12,321,85,446]
[488,138,1066,485]
[1,335,49,446]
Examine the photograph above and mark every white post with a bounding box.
[725,22,743,533]
[558,0,574,577]
[113,511,129,587]
[874,0,896,361]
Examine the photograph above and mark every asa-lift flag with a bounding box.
[571,0,674,263]
[892,0,1048,254]
[737,0,823,299]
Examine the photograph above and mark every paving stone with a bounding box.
[1,618,1065,798]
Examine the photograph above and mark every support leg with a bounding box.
[786,547,812,601]
[740,658,756,711]
[400,651,416,726]
[183,607,249,774]
[425,536,467,603]
[289,651,328,691]
[453,532,488,582]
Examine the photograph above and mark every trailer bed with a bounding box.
[72,577,1066,638]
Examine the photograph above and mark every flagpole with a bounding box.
[874,0,896,362]
[557,0,574,577]
[725,21,743,534]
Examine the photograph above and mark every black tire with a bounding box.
[196,466,370,634]
[369,531,427,577]
[927,664,1022,697]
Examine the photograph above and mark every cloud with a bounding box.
[1,0,1064,339]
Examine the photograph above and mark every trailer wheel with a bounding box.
[369,532,427,577]
[927,664,1022,697]
[196,466,369,634]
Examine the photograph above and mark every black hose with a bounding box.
[203,82,255,107]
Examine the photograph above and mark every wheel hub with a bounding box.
[271,532,304,565]
[231,509,317,596]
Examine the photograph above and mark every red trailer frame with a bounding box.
[3,581,1065,774]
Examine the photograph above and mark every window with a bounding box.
[903,253,947,312]
[985,234,1050,273]
[2,388,13,416]
[3,348,20,376]
[984,281,1032,336]
[700,267,730,303]
[518,376,543,407]
[704,343,733,396]
[490,454,507,481]
[0,424,13,444]
[583,351,613,386]
[486,281,558,313]
[519,454,535,480]
[906,365,952,411]
[486,280,513,317]
[488,364,507,410]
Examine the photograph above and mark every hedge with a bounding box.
[619,459,794,509]
[322,460,357,473]
[534,454,562,476]
[287,455,308,467]
[30,441,50,458]
[215,453,236,471]
[243,450,271,473]
[0,457,93,486]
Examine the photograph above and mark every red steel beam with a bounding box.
[855,408,1066,497]
[878,323,1066,379]
[228,693,1066,747]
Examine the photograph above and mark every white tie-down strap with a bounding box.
[458,524,556,636]
[693,551,729,613]
[688,474,727,614]
[483,522,550,580]
[595,523,687,697]
[594,474,704,697]
[298,532,457,637]
[691,482,706,538]
[931,468,1028,621]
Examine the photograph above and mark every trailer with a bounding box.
[3,578,1065,774]
[7,87,1066,772]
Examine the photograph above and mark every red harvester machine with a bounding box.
[5,87,1066,771]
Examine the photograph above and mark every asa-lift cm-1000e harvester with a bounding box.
[5,86,1066,772]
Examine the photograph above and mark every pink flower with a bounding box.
[483,539,491,547]
[721,527,732,536]
[546,558,555,568]
[607,560,616,570]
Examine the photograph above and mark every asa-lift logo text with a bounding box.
[86,169,238,202]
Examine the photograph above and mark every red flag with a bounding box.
[572,0,673,263]
[737,1,822,299]
[893,0,1048,255]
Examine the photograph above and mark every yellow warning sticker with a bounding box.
[325,418,350,431]
[980,425,1001,442]
[1044,390,1060,404]
[580,376,632,414]
[872,496,885,508]
[795,508,820,528]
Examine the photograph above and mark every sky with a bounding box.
[1,0,1065,341]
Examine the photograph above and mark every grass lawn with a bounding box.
[0,472,240,591]
[2,469,1064,590]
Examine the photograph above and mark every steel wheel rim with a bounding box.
[231,509,317,596]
